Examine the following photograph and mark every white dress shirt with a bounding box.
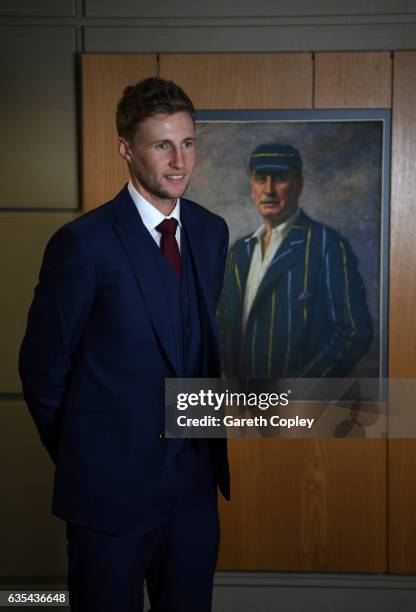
[242,210,299,331]
[128,179,181,250]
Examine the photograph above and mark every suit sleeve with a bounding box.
[217,241,238,379]
[299,238,373,378]
[19,226,95,462]
[218,219,230,298]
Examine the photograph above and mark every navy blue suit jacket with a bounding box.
[19,186,230,535]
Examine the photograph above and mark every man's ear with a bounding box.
[249,177,256,201]
[117,137,132,163]
[295,176,304,199]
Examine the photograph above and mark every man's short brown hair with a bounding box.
[116,77,195,142]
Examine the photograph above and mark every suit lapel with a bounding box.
[112,186,181,376]
[226,235,256,339]
[235,236,257,302]
[247,211,313,321]
[180,200,220,374]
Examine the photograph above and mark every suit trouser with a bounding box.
[66,440,220,612]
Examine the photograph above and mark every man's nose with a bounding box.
[170,147,184,168]
[265,175,276,193]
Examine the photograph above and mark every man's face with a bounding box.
[250,169,303,226]
[118,111,196,208]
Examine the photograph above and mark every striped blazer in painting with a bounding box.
[218,210,373,379]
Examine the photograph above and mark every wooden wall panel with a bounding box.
[160,54,313,109]
[389,51,416,573]
[0,401,66,575]
[314,52,392,108]
[218,439,385,571]
[389,53,416,378]
[82,54,157,211]
[158,52,385,572]
[0,26,77,208]
[0,213,77,393]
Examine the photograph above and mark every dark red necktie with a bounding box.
[156,218,181,278]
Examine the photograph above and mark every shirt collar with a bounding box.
[247,208,300,243]
[128,179,181,233]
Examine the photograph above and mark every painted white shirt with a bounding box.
[128,179,181,250]
[242,210,299,331]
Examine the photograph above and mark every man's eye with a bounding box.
[275,173,289,182]
[183,141,194,149]
[156,142,169,150]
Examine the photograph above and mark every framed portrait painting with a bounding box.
[186,109,390,380]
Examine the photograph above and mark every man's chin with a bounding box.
[156,180,191,201]
[262,211,285,223]
[133,175,190,203]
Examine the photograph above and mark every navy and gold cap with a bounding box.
[249,143,303,175]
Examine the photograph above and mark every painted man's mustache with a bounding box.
[260,196,279,204]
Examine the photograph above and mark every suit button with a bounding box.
[159,432,165,439]
[182,297,188,305]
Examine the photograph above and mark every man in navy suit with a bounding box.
[219,142,372,378]
[19,77,230,611]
